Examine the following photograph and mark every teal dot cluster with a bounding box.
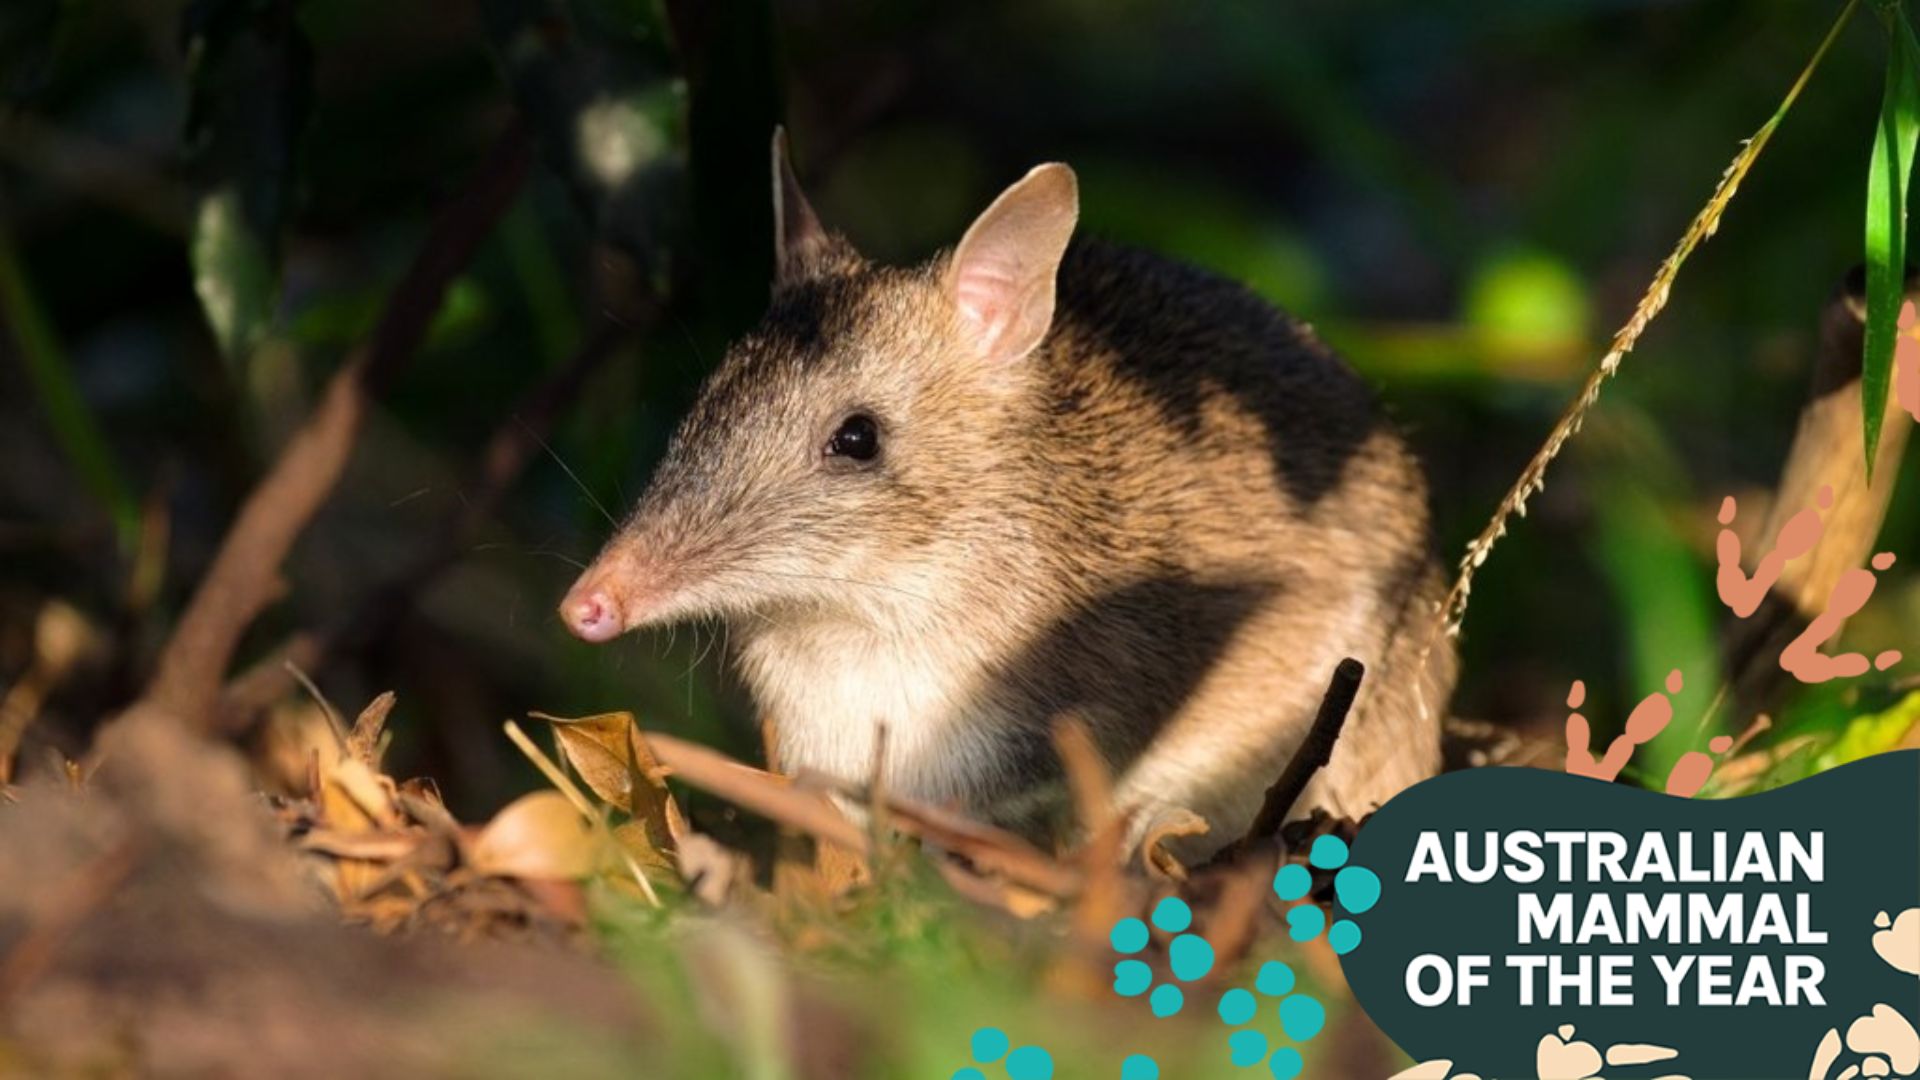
[954,843,1384,1080]
[954,1027,1053,1080]
[1214,959,1324,1076]
[1206,836,1382,1076]
[1109,896,1214,1018]
[1272,835,1379,955]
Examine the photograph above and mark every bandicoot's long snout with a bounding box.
[558,574,623,642]
[558,540,658,643]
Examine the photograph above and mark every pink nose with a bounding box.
[561,587,625,643]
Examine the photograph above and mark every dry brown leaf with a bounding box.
[533,711,682,859]
[319,759,394,833]
[611,819,676,873]
[468,791,598,881]
[347,691,396,767]
[1140,808,1209,883]
[314,759,405,902]
[532,711,658,807]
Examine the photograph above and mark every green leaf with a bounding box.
[190,186,277,360]
[181,0,313,363]
[1862,2,1920,477]
[1815,690,1920,770]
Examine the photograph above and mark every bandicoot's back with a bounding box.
[561,134,1454,857]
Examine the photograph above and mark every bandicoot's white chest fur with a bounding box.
[732,614,1019,807]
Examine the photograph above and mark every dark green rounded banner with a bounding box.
[1343,751,1920,1078]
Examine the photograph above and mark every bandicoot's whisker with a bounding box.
[527,549,590,572]
[519,415,618,528]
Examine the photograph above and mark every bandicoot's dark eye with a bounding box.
[825,413,880,462]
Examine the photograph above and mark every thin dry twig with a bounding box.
[1053,717,1125,899]
[1221,658,1365,863]
[873,796,1082,898]
[1052,716,1132,995]
[643,731,871,856]
[642,729,1083,898]
[1052,715,1114,836]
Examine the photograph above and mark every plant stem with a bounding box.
[1420,0,1863,679]
[0,221,139,550]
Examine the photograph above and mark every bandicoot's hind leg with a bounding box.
[1111,584,1438,863]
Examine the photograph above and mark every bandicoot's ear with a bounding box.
[944,163,1078,365]
[772,126,830,287]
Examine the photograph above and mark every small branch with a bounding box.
[1053,715,1131,992]
[1051,715,1114,836]
[1198,850,1278,972]
[642,731,871,856]
[137,125,533,729]
[640,729,1082,898]
[1225,658,1365,860]
[868,792,1082,898]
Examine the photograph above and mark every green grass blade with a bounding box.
[0,223,139,548]
[1863,2,1920,479]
